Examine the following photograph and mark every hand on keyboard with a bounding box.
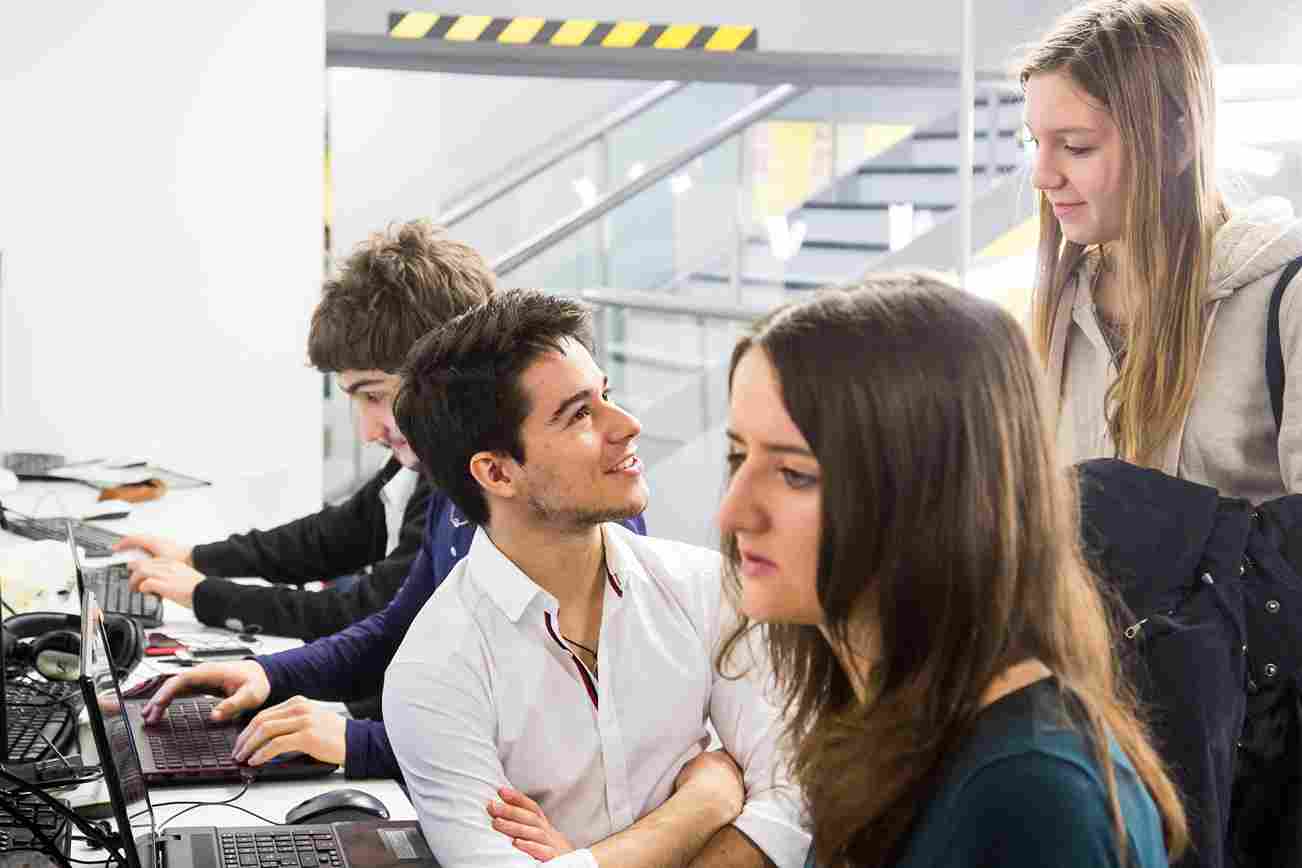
[232,696,347,767]
[126,558,205,608]
[142,660,270,724]
[113,533,195,565]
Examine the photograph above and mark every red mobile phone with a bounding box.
[145,633,183,657]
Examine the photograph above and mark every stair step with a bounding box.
[911,130,1020,141]
[747,237,888,253]
[857,164,1021,175]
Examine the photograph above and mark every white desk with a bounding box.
[0,478,415,859]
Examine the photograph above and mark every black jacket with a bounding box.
[189,458,432,642]
[1077,458,1302,868]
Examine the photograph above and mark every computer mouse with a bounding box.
[285,788,390,825]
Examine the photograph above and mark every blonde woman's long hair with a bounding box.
[1022,0,1229,465]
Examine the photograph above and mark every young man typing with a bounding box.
[117,220,495,642]
[383,291,808,868]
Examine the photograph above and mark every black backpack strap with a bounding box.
[1267,256,1302,433]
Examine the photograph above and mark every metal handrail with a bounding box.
[492,83,808,276]
[437,80,687,229]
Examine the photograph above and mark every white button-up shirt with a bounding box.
[384,523,809,868]
[379,466,420,557]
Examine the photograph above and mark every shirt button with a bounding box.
[1240,562,1247,576]
[1201,572,1215,586]
[1267,599,1281,614]
[450,547,457,557]
[1264,663,1279,679]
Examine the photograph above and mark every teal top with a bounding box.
[805,678,1170,868]
[896,678,1168,867]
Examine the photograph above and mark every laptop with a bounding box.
[66,569,335,787]
[78,591,440,868]
[64,519,164,627]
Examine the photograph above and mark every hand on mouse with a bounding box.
[232,696,346,767]
[127,559,206,608]
[113,534,194,565]
[488,787,575,861]
[142,660,270,724]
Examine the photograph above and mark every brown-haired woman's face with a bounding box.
[1025,71,1126,246]
[717,347,823,625]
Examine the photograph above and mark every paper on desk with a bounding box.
[47,462,154,487]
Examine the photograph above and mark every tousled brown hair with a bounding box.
[1021,0,1228,464]
[308,220,496,373]
[719,273,1187,866]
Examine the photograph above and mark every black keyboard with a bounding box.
[0,791,71,856]
[1,453,66,477]
[220,830,341,868]
[145,698,239,774]
[84,564,164,627]
[3,517,121,558]
[4,682,81,764]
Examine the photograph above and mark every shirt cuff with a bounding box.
[546,849,596,868]
[733,803,812,868]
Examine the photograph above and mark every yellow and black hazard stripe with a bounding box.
[388,12,757,51]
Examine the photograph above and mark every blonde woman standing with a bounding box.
[1023,0,1302,497]
[1022,2,1302,867]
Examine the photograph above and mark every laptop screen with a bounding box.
[80,591,159,868]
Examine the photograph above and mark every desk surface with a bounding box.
[0,478,415,861]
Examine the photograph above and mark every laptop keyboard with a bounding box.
[4,517,121,557]
[220,830,342,868]
[144,697,239,772]
[0,791,70,853]
[84,564,164,626]
[5,681,81,763]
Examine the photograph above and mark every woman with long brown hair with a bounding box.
[716,274,1187,866]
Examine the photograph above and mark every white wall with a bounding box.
[0,2,325,525]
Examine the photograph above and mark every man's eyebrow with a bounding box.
[340,378,386,396]
[725,429,815,457]
[549,377,609,425]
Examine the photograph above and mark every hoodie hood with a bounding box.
[1208,196,1302,300]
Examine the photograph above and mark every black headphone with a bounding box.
[1,612,143,682]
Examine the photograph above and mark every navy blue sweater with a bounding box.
[255,490,647,779]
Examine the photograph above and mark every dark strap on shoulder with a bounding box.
[1267,256,1302,432]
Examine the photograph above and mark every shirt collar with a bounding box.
[379,465,419,509]
[467,523,635,623]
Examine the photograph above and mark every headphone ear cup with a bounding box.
[32,630,81,682]
[102,614,143,679]
[3,613,76,677]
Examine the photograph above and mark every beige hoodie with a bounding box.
[1048,197,1302,503]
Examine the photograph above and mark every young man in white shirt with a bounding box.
[385,290,808,868]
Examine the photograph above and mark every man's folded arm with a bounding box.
[383,651,742,868]
[704,585,811,868]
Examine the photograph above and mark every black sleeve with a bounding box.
[190,473,433,640]
[190,461,398,584]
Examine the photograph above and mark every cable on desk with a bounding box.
[0,765,120,856]
[145,778,285,830]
